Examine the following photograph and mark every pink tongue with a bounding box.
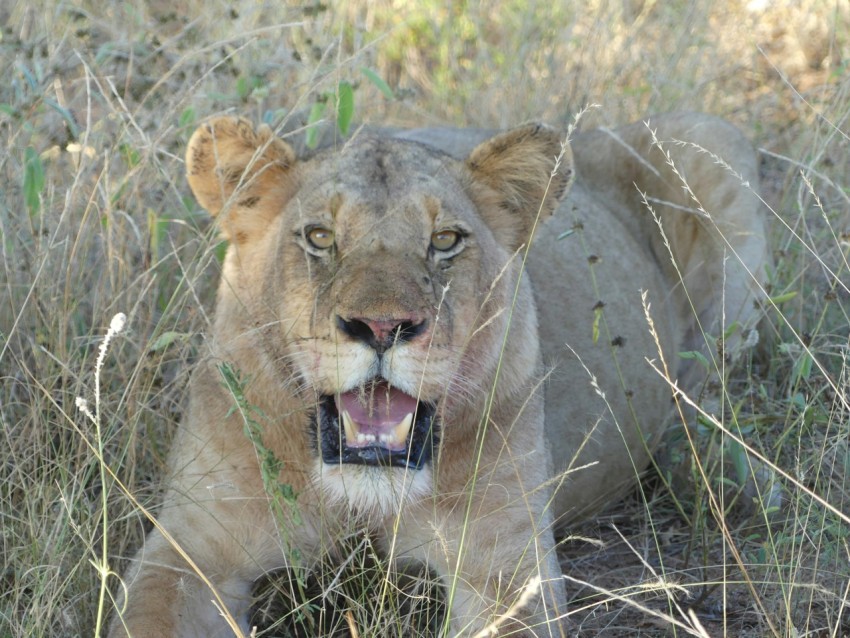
[337,381,418,427]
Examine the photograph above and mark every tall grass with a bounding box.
[1,1,848,636]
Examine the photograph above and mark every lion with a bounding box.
[109,112,769,637]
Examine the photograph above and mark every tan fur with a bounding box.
[110,113,769,637]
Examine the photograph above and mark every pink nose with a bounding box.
[336,315,428,353]
[362,319,411,343]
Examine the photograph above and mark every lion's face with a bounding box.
[277,140,514,473]
[186,118,572,514]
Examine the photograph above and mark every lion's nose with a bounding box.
[336,316,428,353]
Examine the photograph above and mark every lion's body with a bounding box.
[110,113,768,637]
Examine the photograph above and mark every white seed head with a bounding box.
[109,312,127,334]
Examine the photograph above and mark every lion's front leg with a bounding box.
[109,486,317,637]
[108,528,258,638]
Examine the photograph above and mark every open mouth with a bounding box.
[318,379,437,470]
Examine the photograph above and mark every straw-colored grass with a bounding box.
[1,1,848,636]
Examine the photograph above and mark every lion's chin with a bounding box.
[314,460,434,518]
[316,379,438,470]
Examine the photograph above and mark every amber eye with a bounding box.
[306,226,334,250]
[431,229,461,252]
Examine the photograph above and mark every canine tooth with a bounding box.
[341,410,359,442]
[392,413,414,446]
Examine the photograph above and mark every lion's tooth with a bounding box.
[391,413,414,446]
[341,410,359,442]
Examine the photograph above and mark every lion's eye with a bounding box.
[306,226,335,250]
[431,229,461,252]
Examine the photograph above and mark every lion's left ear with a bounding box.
[466,124,574,250]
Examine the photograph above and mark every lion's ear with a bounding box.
[466,124,574,249]
[186,116,296,243]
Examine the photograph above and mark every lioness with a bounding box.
[110,112,768,637]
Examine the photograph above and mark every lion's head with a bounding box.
[186,117,573,514]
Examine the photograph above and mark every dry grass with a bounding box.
[1,1,849,636]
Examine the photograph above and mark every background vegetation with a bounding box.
[1,1,848,636]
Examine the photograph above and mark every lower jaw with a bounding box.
[323,444,427,469]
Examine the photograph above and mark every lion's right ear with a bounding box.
[186,116,297,243]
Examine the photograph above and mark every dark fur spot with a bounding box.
[190,147,207,171]
[239,196,260,208]
[218,166,242,185]
[237,120,254,139]
[371,148,389,188]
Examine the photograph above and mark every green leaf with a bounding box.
[792,350,813,384]
[305,101,326,149]
[236,76,251,101]
[768,291,797,304]
[23,147,45,217]
[18,62,38,90]
[728,437,748,486]
[147,208,170,260]
[149,331,190,352]
[678,350,710,370]
[178,106,196,130]
[360,67,394,99]
[592,306,602,344]
[44,98,80,138]
[214,240,229,264]
[262,108,287,126]
[119,143,141,169]
[336,81,354,136]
